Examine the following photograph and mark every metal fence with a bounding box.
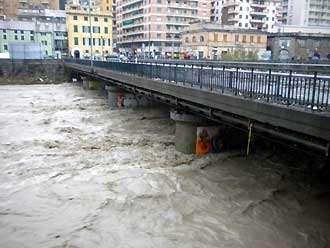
[67,59,330,111]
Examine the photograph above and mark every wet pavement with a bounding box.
[0,83,329,248]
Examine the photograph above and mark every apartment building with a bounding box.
[112,0,117,52]
[281,0,330,27]
[66,0,113,59]
[0,0,60,19]
[210,0,282,32]
[116,0,210,58]
[0,9,67,58]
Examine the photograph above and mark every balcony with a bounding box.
[250,11,267,16]
[227,17,239,22]
[227,9,240,14]
[223,1,240,7]
[250,3,267,9]
[250,19,265,24]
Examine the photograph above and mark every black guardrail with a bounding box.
[138,59,330,74]
[66,59,330,112]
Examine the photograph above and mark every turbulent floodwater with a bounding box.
[0,83,329,248]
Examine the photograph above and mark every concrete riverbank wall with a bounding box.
[0,59,69,84]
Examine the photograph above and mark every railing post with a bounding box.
[191,64,194,87]
[222,66,225,93]
[267,69,272,102]
[249,68,254,98]
[311,72,318,108]
[287,70,292,106]
[229,71,233,90]
[210,65,214,90]
[235,67,239,95]
[199,65,203,89]
[183,64,186,86]
[175,63,178,84]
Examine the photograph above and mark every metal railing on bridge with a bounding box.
[66,59,330,112]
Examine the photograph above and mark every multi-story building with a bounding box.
[112,0,117,53]
[0,0,60,19]
[116,0,210,58]
[0,9,67,58]
[210,0,282,32]
[66,0,113,59]
[181,21,267,60]
[281,0,330,27]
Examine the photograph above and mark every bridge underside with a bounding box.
[66,63,330,155]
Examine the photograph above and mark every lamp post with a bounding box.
[89,0,94,70]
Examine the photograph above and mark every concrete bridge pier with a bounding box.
[105,85,152,108]
[105,85,122,107]
[170,110,207,154]
[81,77,104,90]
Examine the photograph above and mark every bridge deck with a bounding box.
[65,60,330,152]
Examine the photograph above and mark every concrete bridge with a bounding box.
[65,59,330,156]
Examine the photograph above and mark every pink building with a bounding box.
[116,0,210,58]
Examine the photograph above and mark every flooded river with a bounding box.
[0,83,329,248]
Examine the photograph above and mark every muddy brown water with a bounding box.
[0,84,329,248]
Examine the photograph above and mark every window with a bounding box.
[223,35,227,42]
[200,36,204,42]
[192,36,196,42]
[157,0,161,3]
[74,25,78,32]
[4,45,8,51]
[214,33,218,42]
[93,26,100,33]
[157,34,161,39]
[242,35,246,43]
[235,35,239,42]
[14,35,18,40]
[3,34,7,40]
[84,16,88,21]
[31,36,34,41]
[83,26,90,33]
[250,36,254,43]
[74,37,79,45]
[83,38,90,45]
[73,16,78,20]
[104,18,108,22]
[185,37,189,43]
[21,36,25,40]
[104,27,109,34]
[257,36,261,44]
[94,17,98,22]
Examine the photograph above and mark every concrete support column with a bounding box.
[170,110,206,154]
[81,77,103,90]
[105,85,152,108]
[81,77,89,90]
[105,85,122,107]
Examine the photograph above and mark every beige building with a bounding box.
[66,0,113,59]
[181,21,267,60]
[0,0,60,19]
